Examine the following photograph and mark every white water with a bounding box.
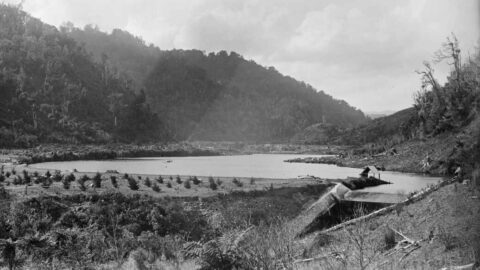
[30,154,443,194]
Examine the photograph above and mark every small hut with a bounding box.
[360,166,381,179]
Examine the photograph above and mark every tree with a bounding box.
[128,177,139,190]
[93,172,102,188]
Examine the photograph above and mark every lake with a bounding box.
[30,154,444,194]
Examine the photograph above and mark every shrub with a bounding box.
[152,183,161,192]
[232,178,243,187]
[110,176,118,188]
[52,171,62,182]
[0,175,4,182]
[123,173,129,179]
[384,228,396,250]
[11,168,16,175]
[184,180,191,189]
[250,177,256,185]
[166,182,172,188]
[62,178,71,189]
[80,174,90,182]
[176,175,182,184]
[209,181,218,190]
[128,177,139,190]
[13,176,23,185]
[22,170,31,184]
[192,176,200,185]
[169,176,173,181]
[77,178,86,191]
[45,170,51,178]
[5,172,10,178]
[144,177,152,187]
[0,185,9,199]
[216,178,222,186]
[65,173,76,182]
[93,172,102,188]
[33,171,39,177]
[41,177,52,188]
[138,175,142,180]
[157,176,164,184]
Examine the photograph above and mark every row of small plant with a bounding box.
[1,165,259,195]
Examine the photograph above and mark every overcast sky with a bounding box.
[3,0,479,113]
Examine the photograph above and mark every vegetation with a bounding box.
[0,192,211,268]
[232,178,243,187]
[184,179,191,189]
[110,175,118,188]
[144,177,151,187]
[127,177,139,191]
[92,172,102,188]
[0,4,168,146]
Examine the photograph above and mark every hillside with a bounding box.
[64,26,368,141]
[0,5,168,147]
[291,37,480,176]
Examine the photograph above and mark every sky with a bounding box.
[3,0,479,113]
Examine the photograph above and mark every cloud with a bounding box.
[2,0,479,112]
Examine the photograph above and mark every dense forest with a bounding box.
[0,5,167,147]
[0,4,368,145]
[63,15,368,142]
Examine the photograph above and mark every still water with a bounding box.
[30,154,444,194]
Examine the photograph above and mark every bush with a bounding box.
[157,176,164,184]
[176,175,182,184]
[166,182,172,188]
[192,176,200,185]
[184,180,191,189]
[41,177,52,188]
[209,181,217,190]
[250,177,256,185]
[13,176,23,185]
[33,171,39,177]
[123,173,129,179]
[52,171,62,182]
[384,228,396,250]
[65,173,76,182]
[232,178,243,187]
[110,176,118,188]
[0,175,4,182]
[93,172,102,188]
[144,177,151,187]
[128,177,139,190]
[11,168,16,175]
[77,177,86,191]
[62,178,71,190]
[5,172,10,178]
[22,170,31,184]
[216,178,222,186]
[152,183,161,192]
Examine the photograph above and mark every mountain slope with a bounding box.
[65,27,368,142]
[0,4,167,146]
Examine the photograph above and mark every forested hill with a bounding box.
[0,4,367,145]
[0,5,168,146]
[65,23,367,141]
